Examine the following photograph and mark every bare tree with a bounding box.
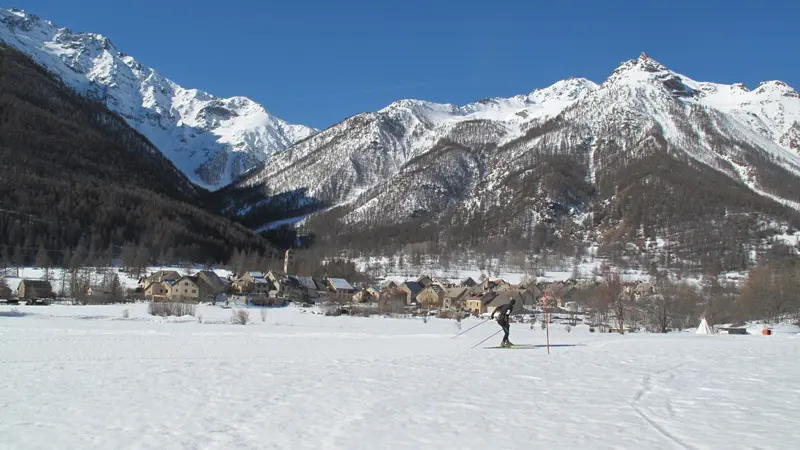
[0,276,8,300]
[231,309,250,325]
[740,261,800,323]
[108,273,123,303]
[120,242,136,273]
[647,279,694,333]
[647,271,675,333]
[378,288,407,317]
[1,247,10,277]
[57,268,67,298]
[595,270,625,333]
[12,245,25,277]
[70,268,92,305]
[182,258,194,276]
[35,244,52,281]
[571,257,581,280]
[133,244,149,280]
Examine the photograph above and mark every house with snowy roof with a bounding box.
[398,281,424,305]
[234,271,255,293]
[285,275,328,302]
[253,277,271,297]
[265,271,287,289]
[443,287,469,310]
[231,271,272,295]
[431,278,458,288]
[170,276,214,303]
[416,284,445,307]
[416,275,433,287]
[481,279,510,291]
[541,282,577,307]
[461,277,478,288]
[139,270,181,290]
[352,287,379,303]
[378,288,408,313]
[464,291,497,315]
[381,279,399,290]
[326,278,356,303]
[327,278,355,292]
[144,280,172,301]
[197,270,227,295]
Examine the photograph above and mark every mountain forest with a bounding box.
[0,43,275,267]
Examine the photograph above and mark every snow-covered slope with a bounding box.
[695,80,800,154]
[569,53,800,208]
[3,304,800,450]
[239,77,598,206]
[0,8,316,189]
[239,53,800,211]
[234,53,800,263]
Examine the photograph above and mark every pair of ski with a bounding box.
[484,344,540,349]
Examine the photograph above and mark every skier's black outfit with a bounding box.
[490,299,516,347]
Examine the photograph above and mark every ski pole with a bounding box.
[471,329,502,349]
[452,318,490,338]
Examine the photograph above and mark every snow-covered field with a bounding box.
[1,304,798,449]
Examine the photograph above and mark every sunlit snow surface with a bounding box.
[1,304,798,450]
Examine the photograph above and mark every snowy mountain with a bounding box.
[2,5,798,265]
[0,43,271,263]
[233,53,800,266]
[239,77,599,206]
[0,8,316,189]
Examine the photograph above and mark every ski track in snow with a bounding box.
[630,362,696,450]
[1,305,800,449]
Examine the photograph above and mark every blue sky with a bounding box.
[23,0,799,129]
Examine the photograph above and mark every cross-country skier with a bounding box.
[490,298,516,347]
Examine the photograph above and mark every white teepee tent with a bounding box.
[696,317,715,335]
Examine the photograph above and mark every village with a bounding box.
[3,249,668,332]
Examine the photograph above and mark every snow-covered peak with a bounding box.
[599,52,705,102]
[527,77,598,103]
[0,7,317,189]
[606,52,672,82]
[731,82,750,92]
[378,77,598,129]
[755,80,799,98]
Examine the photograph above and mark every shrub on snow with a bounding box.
[231,309,249,325]
[148,302,196,317]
